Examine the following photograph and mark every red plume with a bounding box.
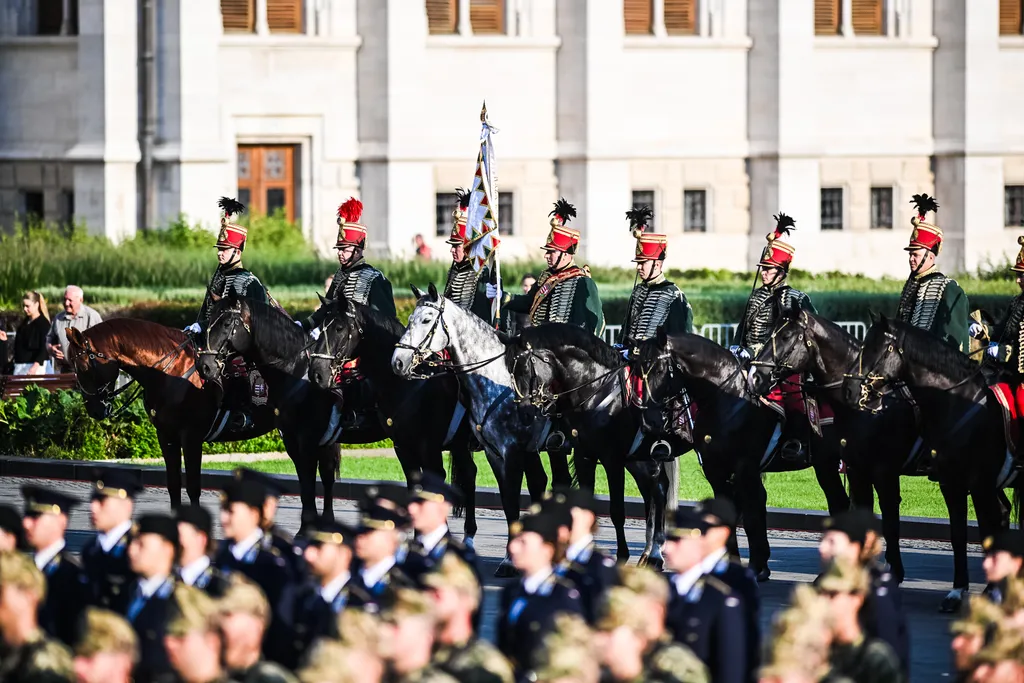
[337,198,363,224]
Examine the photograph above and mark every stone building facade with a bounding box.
[1,0,1023,276]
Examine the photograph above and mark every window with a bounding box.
[267,0,302,32]
[18,191,44,221]
[426,0,457,34]
[820,188,844,230]
[815,0,840,35]
[1002,0,1023,35]
[852,0,883,35]
[624,0,652,35]
[498,192,514,235]
[665,0,697,35]
[631,190,656,232]
[683,190,707,233]
[870,187,893,229]
[221,0,255,32]
[37,0,77,35]
[471,0,504,34]
[436,193,458,237]
[1007,186,1024,228]
[60,190,74,227]
[236,145,297,220]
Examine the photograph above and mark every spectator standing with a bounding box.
[414,234,433,262]
[47,285,102,372]
[11,291,51,376]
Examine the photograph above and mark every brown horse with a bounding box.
[66,319,340,509]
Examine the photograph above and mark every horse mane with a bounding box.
[886,318,978,377]
[81,318,187,355]
[507,324,622,369]
[232,298,305,354]
[356,303,406,339]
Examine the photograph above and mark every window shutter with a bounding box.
[664,0,697,35]
[471,0,504,34]
[267,0,302,32]
[221,0,255,32]
[814,0,840,35]
[1001,0,1022,35]
[426,0,458,34]
[624,0,652,35]
[851,0,883,35]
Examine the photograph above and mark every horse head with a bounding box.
[195,293,251,385]
[842,314,901,411]
[748,308,819,397]
[67,326,120,420]
[629,328,685,435]
[505,335,561,424]
[309,293,362,391]
[392,282,449,378]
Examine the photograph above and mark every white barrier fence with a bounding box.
[602,321,867,347]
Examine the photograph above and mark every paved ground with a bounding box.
[1,476,984,683]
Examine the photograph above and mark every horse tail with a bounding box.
[449,446,474,519]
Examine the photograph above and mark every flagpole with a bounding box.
[482,102,502,329]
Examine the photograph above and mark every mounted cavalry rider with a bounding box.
[620,206,692,345]
[187,197,270,432]
[969,235,1024,370]
[303,197,396,430]
[498,198,604,336]
[444,188,494,324]
[303,197,396,334]
[896,193,969,353]
[732,214,819,466]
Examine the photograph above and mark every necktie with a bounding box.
[126,586,148,621]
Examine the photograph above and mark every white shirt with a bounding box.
[360,557,396,589]
[418,525,449,554]
[230,529,265,561]
[566,535,594,564]
[180,556,211,587]
[98,521,133,553]
[34,540,65,571]
[522,568,554,595]
[137,574,170,598]
[321,572,351,603]
[700,548,728,575]
[672,564,707,597]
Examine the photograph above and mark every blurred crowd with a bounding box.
[1,285,102,376]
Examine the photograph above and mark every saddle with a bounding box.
[989,381,1024,458]
[761,373,834,438]
[223,357,269,408]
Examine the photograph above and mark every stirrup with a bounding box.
[649,440,673,462]
[228,411,253,432]
[545,431,567,451]
[780,439,806,461]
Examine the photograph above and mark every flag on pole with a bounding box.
[466,102,500,273]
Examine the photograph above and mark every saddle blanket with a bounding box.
[989,382,1024,456]
[624,366,698,443]
[225,358,268,406]
[763,373,834,437]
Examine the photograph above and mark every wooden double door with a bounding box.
[237,145,297,221]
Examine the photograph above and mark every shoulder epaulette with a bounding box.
[702,576,732,596]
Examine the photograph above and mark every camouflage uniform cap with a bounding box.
[972,626,1024,665]
[816,557,869,595]
[648,641,710,683]
[381,587,435,624]
[166,584,219,637]
[298,639,359,683]
[75,608,139,661]
[0,549,46,598]
[217,573,270,625]
[422,553,480,599]
[761,585,832,681]
[337,607,383,655]
[618,564,670,606]
[533,615,597,683]
[596,586,648,633]
[951,595,1005,636]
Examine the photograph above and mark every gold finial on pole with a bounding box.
[481,101,488,123]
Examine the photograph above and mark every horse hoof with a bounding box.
[637,553,650,567]
[940,588,967,614]
[754,566,771,583]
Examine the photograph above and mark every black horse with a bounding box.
[196,294,420,526]
[306,295,551,544]
[630,328,850,580]
[844,315,1015,611]
[748,309,920,584]
[506,324,684,568]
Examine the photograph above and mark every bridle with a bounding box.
[748,316,828,394]
[394,297,454,379]
[844,329,905,413]
[509,343,626,417]
[308,312,360,382]
[195,303,248,376]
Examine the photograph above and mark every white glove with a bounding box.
[309,328,322,341]
[729,345,750,361]
[613,344,630,360]
[184,323,201,334]
[969,322,984,338]
[294,320,304,328]
[986,342,1000,358]
[486,283,501,299]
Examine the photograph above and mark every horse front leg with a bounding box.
[181,435,204,505]
[812,427,850,515]
[159,432,183,509]
[736,462,771,582]
[282,429,318,532]
[317,444,340,522]
[604,455,629,563]
[627,458,665,570]
[940,481,970,613]
[523,451,549,503]
[495,448,525,578]
[548,446,572,489]
[874,464,904,584]
[449,443,479,542]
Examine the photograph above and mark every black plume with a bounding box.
[910,193,939,216]
[773,212,796,237]
[625,206,653,232]
[549,198,577,224]
[454,188,471,210]
[218,197,246,217]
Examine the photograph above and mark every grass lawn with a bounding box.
[198,452,969,521]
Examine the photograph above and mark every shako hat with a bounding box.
[1011,235,1024,273]
[543,198,580,254]
[906,193,942,253]
[446,188,473,246]
[627,206,667,262]
[215,197,248,251]
[21,485,78,518]
[759,213,796,270]
[336,197,367,249]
